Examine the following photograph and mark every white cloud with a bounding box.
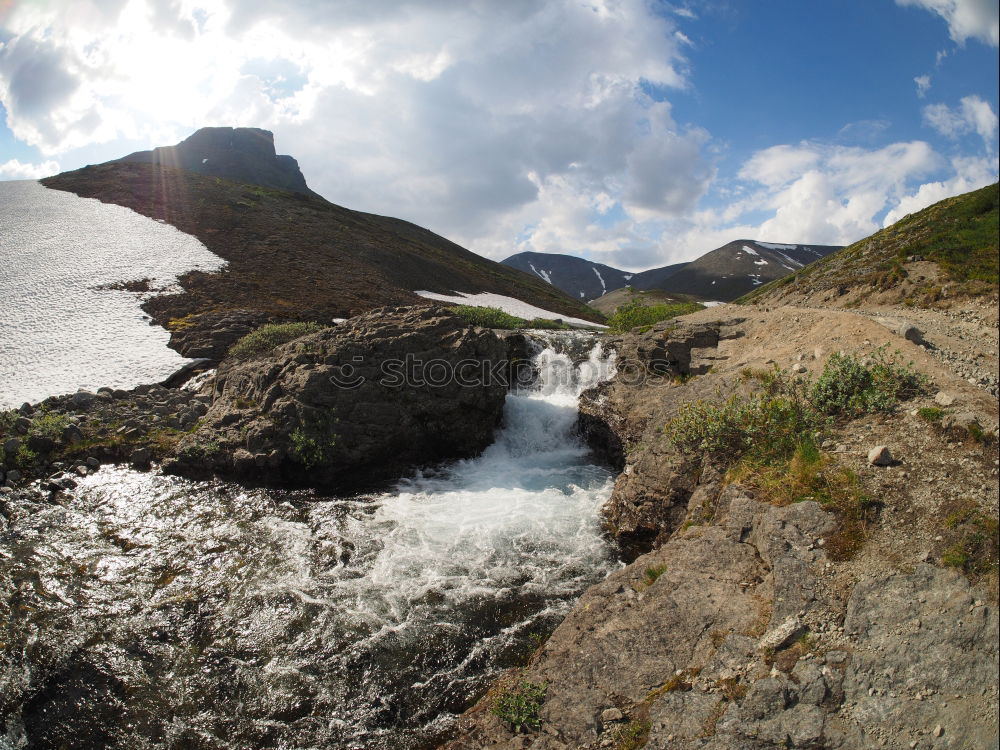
[0,0,716,263]
[896,0,999,46]
[914,74,931,97]
[923,95,998,146]
[0,158,61,179]
[883,154,998,224]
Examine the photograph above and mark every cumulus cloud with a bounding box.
[914,74,931,97]
[923,95,998,146]
[896,0,1000,47]
[896,0,999,46]
[0,158,61,179]
[0,0,716,260]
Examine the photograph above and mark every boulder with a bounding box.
[934,390,956,406]
[867,445,893,466]
[164,306,509,490]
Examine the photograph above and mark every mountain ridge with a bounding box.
[503,239,841,305]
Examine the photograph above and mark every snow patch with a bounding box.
[741,245,759,256]
[592,267,606,292]
[754,259,768,265]
[415,290,605,328]
[757,242,796,251]
[775,251,804,268]
[623,274,633,281]
[702,300,724,307]
[528,263,552,285]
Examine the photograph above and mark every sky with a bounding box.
[0,0,997,271]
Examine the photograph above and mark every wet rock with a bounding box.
[69,391,97,409]
[5,469,22,483]
[129,447,153,467]
[14,417,31,434]
[4,437,20,455]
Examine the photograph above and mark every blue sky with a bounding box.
[1,0,997,269]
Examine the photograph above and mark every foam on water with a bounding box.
[0,180,224,407]
[0,335,619,749]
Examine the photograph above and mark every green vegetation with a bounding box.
[27,412,71,440]
[0,410,17,434]
[491,679,547,732]
[940,498,999,577]
[289,408,339,469]
[810,347,927,417]
[917,406,945,422]
[739,182,999,304]
[228,322,325,360]
[608,719,651,750]
[641,564,668,588]
[606,299,704,333]
[450,305,576,330]
[666,351,923,559]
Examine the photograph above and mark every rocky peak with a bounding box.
[116,126,317,196]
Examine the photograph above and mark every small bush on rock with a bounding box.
[491,679,546,732]
[228,322,325,361]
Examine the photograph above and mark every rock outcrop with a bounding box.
[116,127,318,197]
[443,306,999,749]
[165,306,509,489]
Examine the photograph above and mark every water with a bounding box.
[0,180,224,407]
[0,335,619,749]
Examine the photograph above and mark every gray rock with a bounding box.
[14,417,31,434]
[4,438,20,455]
[757,617,807,652]
[600,707,624,722]
[934,390,956,406]
[62,423,84,445]
[867,445,893,466]
[6,469,22,483]
[129,447,153,467]
[26,435,55,453]
[165,306,509,491]
[69,390,97,409]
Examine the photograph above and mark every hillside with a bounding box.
[42,130,603,357]
[589,286,699,315]
[501,251,641,301]
[740,182,999,308]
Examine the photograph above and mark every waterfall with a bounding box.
[0,333,619,750]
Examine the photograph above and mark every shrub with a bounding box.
[810,347,926,417]
[665,392,820,465]
[289,409,339,469]
[607,299,704,333]
[491,679,546,732]
[451,305,526,329]
[29,412,70,440]
[228,322,325,360]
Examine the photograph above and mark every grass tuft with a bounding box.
[606,299,704,334]
[228,322,325,360]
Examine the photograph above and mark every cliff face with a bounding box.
[116,126,318,197]
[443,306,999,749]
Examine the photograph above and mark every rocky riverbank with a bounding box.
[443,306,999,749]
[0,305,515,496]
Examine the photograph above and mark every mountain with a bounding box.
[500,251,640,301]
[636,240,842,301]
[503,241,840,305]
[42,128,603,357]
[740,182,999,308]
[116,126,319,198]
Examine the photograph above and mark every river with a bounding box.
[0,333,619,749]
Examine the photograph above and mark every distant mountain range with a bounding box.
[502,240,841,303]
